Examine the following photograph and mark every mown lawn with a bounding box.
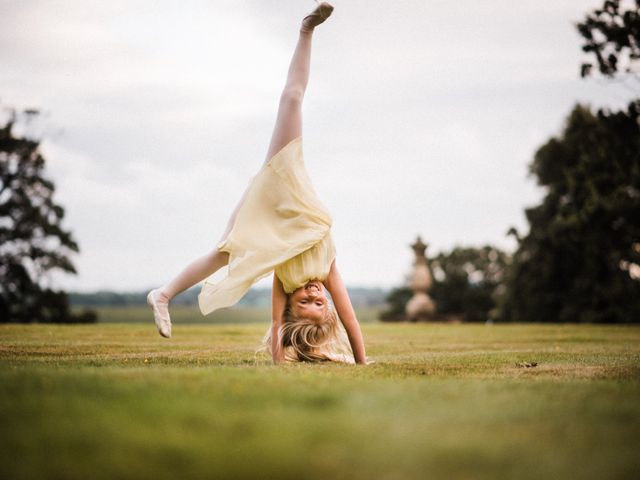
[1,322,639,480]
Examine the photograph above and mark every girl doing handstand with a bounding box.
[147,2,369,365]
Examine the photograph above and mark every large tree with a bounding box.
[499,0,640,323]
[501,104,640,323]
[0,109,95,322]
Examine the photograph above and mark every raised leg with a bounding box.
[263,10,323,163]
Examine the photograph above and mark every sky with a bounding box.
[1,0,636,293]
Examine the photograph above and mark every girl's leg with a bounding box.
[148,249,228,338]
[264,3,331,162]
[156,249,229,302]
[263,30,311,163]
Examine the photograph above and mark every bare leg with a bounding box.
[264,15,320,162]
[157,249,229,301]
[147,241,229,338]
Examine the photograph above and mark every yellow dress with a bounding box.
[198,136,336,315]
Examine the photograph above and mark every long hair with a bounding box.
[258,302,354,363]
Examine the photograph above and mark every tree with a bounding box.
[429,246,509,322]
[0,108,96,323]
[577,0,640,79]
[379,287,413,321]
[380,246,509,322]
[500,0,640,323]
[501,104,640,323]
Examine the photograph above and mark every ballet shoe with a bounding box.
[301,1,334,32]
[147,288,172,338]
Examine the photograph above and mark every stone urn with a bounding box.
[405,236,437,321]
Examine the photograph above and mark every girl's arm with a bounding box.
[271,273,287,364]
[324,260,368,364]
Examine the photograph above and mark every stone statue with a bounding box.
[405,236,436,321]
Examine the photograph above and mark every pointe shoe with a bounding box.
[147,289,172,338]
[301,1,334,32]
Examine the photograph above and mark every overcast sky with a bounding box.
[1,0,636,293]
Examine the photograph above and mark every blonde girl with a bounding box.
[147,2,369,365]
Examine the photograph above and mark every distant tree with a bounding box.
[429,246,509,322]
[379,287,413,321]
[501,104,640,323]
[577,0,640,79]
[380,246,509,322]
[0,108,96,322]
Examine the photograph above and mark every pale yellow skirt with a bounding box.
[198,137,334,315]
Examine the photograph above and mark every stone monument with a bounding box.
[405,236,436,321]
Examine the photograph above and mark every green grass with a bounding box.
[1,322,639,480]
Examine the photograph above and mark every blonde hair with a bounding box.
[258,302,354,364]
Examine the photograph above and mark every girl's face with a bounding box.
[289,280,328,323]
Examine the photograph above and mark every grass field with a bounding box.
[1,321,639,480]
